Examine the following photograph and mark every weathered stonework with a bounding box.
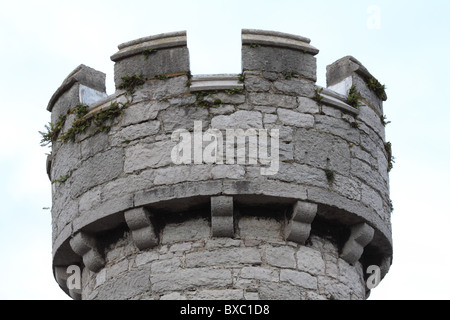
[46,29,392,300]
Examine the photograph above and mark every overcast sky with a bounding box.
[0,0,449,300]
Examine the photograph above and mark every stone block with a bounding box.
[151,257,181,273]
[70,148,124,197]
[162,218,210,244]
[294,128,351,175]
[153,165,212,186]
[315,115,360,145]
[274,78,315,97]
[222,180,307,200]
[211,165,245,180]
[193,289,244,300]
[51,141,81,181]
[69,232,105,273]
[211,110,263,130]
[277,108,314,128]
[124,207,159,250]
[286,201,317,244]
[185,247,262,267]
[110,121,161,146]
[259,282,303,300]
[96,268,150,300]
[160,106,209,133]
[135,180,223,207]
[239,216,282,241]
[124,140,174,173]
[135,251,159,267]
[113,47,190,86]
[150,268,232,293]
[80,132,109,160]
[280,269,317,290]
[211,196,234,237]
[240,267,279,282]
[296,246,325,275]
[204,92,246,105]
[132,76,189,103]
[333,174,361,201]
[248,92,297,108]
[244,75,271,92]
[341,223,375,265]
[297,97,319,114]
[265,245,296,268]
[242,45,317,81]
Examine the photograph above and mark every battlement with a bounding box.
[46,29,392,300]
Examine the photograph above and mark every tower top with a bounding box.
[45,29,392,300]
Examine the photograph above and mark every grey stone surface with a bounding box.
[193,289,244,300]
[211,110,263,130]
[162,218,210,244]
[204,92,246,105]
[133,76,188,102]
[211,196,234,237]
[96,268,150,300]
[341,223,375,265]
[242,46,317,81]
[124,140,174,173]
[296,246,325,275]
[277,108,314,128]
[297,97,319,114]
[111,121,160,146]
[121,101,169,126]
[153,165,212,186]
[280,269,317,289]
[113,47,190,86]
[160,106,209,133]
[248,92,297,108]
[70,232,105,273]
[80,132,109,160]
[70,148,124,197]
[259,282,303,300]
[124,207,159,250]
[151,268,232,293]
[286,201,317,244]
[244,75,271,92]
[294,128,351,174]
[239,217,282,241]
[274,78,315,97]
[185,247,262,267]
[265,245,296,268]
[315,115,360,145]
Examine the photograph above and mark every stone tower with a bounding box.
[46,30,392,300]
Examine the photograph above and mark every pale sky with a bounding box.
[0,0,449,300]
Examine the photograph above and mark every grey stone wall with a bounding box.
[81,224,366,300]
[47,29,392,300]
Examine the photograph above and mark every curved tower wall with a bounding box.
[47,30,392,300]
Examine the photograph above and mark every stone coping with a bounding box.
[190,74,244,92]
[242,29,319,55]
[316,85,360,115]
[111,31,187,62]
